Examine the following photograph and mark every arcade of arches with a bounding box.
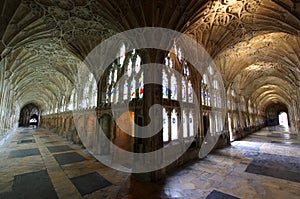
[0,0,300,197]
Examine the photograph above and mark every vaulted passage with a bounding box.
[0,0,300,197]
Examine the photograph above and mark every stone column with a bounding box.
[133,49,165,182]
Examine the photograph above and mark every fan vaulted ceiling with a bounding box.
[0,0,299,115]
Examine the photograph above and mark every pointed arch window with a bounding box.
[123,80,128,100]
[177,48,182,62]
[187,67,190,76]
[115,84,119,103]
[138,72,144,98]
[127,59,133,77]
[105,87,110,103]
[213,94,217,107]
[184,64,190,77]
[182,79,187,102]
[163,108,169,142]
[202,74,208,106]
[165,55,173,68]
[130,78,136,100]
[119,44,126,66]
[108,70,113,84]
[189,112,194,136]
[183,110,188,138]
[171,110,178,140]
[188,81,193,103]
[162,69,168,99]
[217,94,221,108]
[213,80,219,108]
[135,55,141,73]
[171,74,177,100]
[113,68,118,83]
[110,87,115,103]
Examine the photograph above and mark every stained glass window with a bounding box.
[127,59,132,77]
[189,112,194,136]
[183,110,188,138]
[188,81,193,103]
[164,57,169,66]
[110,87,114,103]
[108,70,113,84]
[213,94,217,107]
[163,108,169,142]
[162,69,168,99]
[130,78,136,100]
[182,79,187,102]
[207,93,211,106]
[184,66,190,76]
[135,55,141,73]
[119,44,126,66]
[106,87,110,103]
[169,59,173,68]
[177,48,182,62]
[123,81,128,100]
[203,74,208,85]
[186,65,189,76]
[171,110,178,140]
[115,84,119,103]
[217,95,221,108]
[138,72,144,98]
[113,68,118,83]
[171,74,177,100]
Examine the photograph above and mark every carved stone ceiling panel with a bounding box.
[0,0,299,111]
[185,0,300,57]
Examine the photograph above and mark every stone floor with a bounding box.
[0,126,300,199]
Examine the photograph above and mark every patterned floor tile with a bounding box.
[47,145,73,153]
[8,148,40,158]
[71,172,112,196]
[53,152,86,165]
[0,170,58,199]
[206,190,240,199]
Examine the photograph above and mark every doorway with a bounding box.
[278,112,289,127]
[29,114,39,127]
[19,103,39,127]
[203,115,209,137]
[113,112,135,165]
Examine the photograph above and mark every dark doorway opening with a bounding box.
[266,103,288,127]
[203,115,209,137]
[19,103,40,127]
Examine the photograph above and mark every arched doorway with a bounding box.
[29,114,39,127]
[113,112,135,165]
[265,103,288,126]
[19,104,40,127]
[278,112,289,127]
